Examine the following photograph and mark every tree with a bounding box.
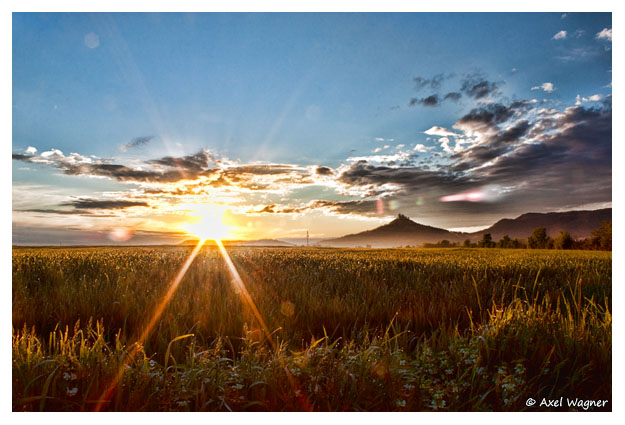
[591,220,611,250]
[527,227,548,249]
[554,231,574,250]
[478,233,494,248]
[497,234,512,248]
[463,239,471,248]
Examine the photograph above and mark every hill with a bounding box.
[178,238,294,247]
[472,208,611,240]
[319,214,465,248]
[319,209,611,247]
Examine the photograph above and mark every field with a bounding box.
[12,246,611,411]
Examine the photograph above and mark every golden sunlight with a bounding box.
[180,204,233,240]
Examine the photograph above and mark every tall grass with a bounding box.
[12,247,611,411]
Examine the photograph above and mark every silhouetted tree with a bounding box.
[591,220,611,250]
[511,238,526,249]
[478,233,495,248]
[528,227,548,249]
[463,239,471,247]
[497,234,512,248]
[554,231,574,250]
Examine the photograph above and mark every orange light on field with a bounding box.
[94,238,206,411]
[215,239,312,411]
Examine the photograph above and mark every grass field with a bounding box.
[12,246,611,411]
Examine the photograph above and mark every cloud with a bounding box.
[438,137,453,154]
[246,199,381,217]
[417,95,440,107]
[423,126,460,137]
[314,166,334,176]
[61,198,150,209]
[596,28,612,41]
[443,92,462,102]
[531,82,555,93]
[19,208,91,215]
[453,103,518,135]
[555,46,602,62]
[413,73,446,91]
[553,30,567,40]
[460,73,501,99]
[13,100,611,229]
[25,146,37,154]
[347,151,417,167]
[333,99,611,220]
[575,94,602,105]
[121,136,154,152]
[374,145,390,153]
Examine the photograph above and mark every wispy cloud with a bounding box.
[460,73,501,99]
[553,30,567,40]
[423,126,460,137]
[531,82,555,93]
[575,94,602,105]
[61,198,149,209]
[596,28,612,41]
[121,136,155,152]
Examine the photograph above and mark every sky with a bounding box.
[12,12,612,244]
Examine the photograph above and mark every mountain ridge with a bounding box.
[319,208,611,248]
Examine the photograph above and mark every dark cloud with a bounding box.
[315,166,334,175]
[444,92,462,102]
[409,95,440,107]
[418,95,440,107]
[122,136,154,152]
[335,103,611,220]
[12,149,220,184]
[61,198,150,209]
[413,73,445,91]
[337,160,465,196]
[460,73,501,99]
[454,103,517,133]
[19,208,89,215]
[148,150,214,172]
[308,200,379,215]
[246,200,379,217]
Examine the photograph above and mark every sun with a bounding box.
[181,204,232,241]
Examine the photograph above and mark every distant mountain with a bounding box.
[319,214,465,248]
[472,208,611,240]
[319,208,611,248]
[178,238,294,247]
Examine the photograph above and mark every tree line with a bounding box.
[422,220,611,251]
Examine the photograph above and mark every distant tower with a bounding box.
[306,230,309,247]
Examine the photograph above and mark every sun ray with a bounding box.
[94,238,206,411]
[214,239,312,411]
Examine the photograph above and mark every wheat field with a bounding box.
[12,246,611,411]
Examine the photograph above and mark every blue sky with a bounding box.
[12,12,612,243]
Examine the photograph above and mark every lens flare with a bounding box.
[108,227,134,242]
[376,199,384,214]
[439,186,503,203]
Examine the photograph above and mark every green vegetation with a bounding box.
[13,247,611,411]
